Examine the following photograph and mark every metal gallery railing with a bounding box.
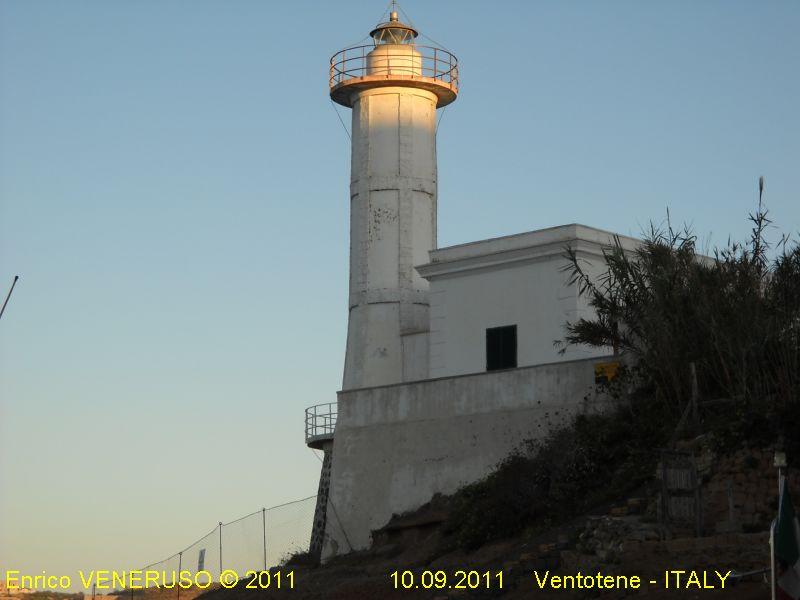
[305,402,337,446]
[329,44,458,90]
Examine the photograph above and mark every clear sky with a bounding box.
[1,0,798,586]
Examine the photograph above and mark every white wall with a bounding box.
[322,355,616,559]
[427,255,586,377]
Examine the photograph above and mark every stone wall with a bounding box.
[698,444,797,534]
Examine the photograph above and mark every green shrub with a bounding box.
[561,200,800,451]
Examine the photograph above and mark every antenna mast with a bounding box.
[0,275,19,321]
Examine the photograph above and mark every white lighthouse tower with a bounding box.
[306,9,459,559]
[330,9,459,390]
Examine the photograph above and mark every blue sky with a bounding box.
[1,0,798,583]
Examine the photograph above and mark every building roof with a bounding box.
[417,223,641,279]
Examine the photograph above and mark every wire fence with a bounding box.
[140,495,316,585]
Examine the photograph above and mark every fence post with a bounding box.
[218,522,223,576]
[177,552,182,600]
[262,507,267,572]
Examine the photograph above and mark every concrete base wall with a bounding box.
[321,355,616,559]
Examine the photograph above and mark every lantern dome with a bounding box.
[369,12,418,45]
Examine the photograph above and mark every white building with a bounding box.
[420,224,638,378]
[306,10,638,560]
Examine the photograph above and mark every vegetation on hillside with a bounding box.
[444,194,800,550]
[443,404,667,550]
[562,199,799,451]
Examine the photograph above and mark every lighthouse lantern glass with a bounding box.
[372,26,415,45]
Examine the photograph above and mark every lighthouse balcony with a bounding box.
[305,402,337,449]
[329,45,458,108]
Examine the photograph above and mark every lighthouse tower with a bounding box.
[330,9,459,390]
